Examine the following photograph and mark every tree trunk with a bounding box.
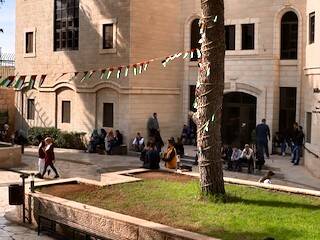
[195,0,225,196]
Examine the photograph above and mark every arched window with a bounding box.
[190,19,201,61]
[281,11,298,59]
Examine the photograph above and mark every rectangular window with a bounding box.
[309,12,315,44]
[102,24,114,49]
[62,101,71,123]
[26,32,34,53]
[225,25,235,50]
[279,87,297,131]
[242,24,255,50]
[54,0,79,51]
[27,99,35,120]
[306,112,312,143]
[103,103,114,128]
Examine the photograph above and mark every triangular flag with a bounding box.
[125,66,130,77]
[107,68,114,79]
[39,75,46,87]
[100,70,106,79]
[144,62,149,71]
[133,65,137,75]
[162,59,167,67]
[138,64,143,74]
[29,75,36,90]
[196,49,202,58]
[183,52,189,59]
[190,50,195,59]
[81,71,89,82]
[116,67,122,79]
[69,72,78,82]
[17,76,25,89]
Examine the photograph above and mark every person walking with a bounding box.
[292,125,305,166]
[256,119,271,159]
[147,113,160,139]
[35,135,46,178]
[41,137,59,179]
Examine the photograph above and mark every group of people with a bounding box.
[274,122,305,165]
[88,128,123,155]
[35,135,59,179]
[139,113,186,170]
[222,144,260,174]
[140,137,182,170]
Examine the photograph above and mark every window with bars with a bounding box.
[281,12,298,59]
[62,101,71,123]
[27,99,35,120]
[103,103,114,128]
[309,12,315,44]
[242,24,255,50]
[54,0,79,51]
[102,24,114,49]
[306,112,312,143]
[190,19,201,61]
[225,25,235,50]
[25,32,34,53]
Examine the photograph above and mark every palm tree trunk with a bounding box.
[194,0,225,196]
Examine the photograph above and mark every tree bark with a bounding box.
[194,0,225,196]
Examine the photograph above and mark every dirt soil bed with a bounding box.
[39,183,98,198]
[132,171,196,182]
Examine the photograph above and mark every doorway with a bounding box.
[222,92,257,147]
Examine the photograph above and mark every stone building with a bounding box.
[15,0,319,175]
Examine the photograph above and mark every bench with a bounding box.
[179,155,198,171]
[111,144,127,155]
[38,214,117,240]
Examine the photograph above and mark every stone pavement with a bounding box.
[20,146,320,190]
[0,172,54,240]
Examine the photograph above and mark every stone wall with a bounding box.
[0,88,15,133]
[0,143,22,168]
[30,192,218,240]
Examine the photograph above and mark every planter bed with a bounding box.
[35,171,320,240]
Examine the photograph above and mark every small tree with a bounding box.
[191,0,225,196]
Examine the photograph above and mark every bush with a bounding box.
[28,127,87,150]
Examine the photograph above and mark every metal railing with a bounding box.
[0,52,15,67]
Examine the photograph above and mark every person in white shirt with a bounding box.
[132,132,145,152]
[231,146,242,171]
[241,144,254,174]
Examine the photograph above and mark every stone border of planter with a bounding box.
[25,168,320,240]
[0,142,22,169]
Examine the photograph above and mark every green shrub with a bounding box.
[28,127,87,150]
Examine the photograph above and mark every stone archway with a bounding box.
[222,92,257,147]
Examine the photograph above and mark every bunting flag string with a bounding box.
[0,48,202,89]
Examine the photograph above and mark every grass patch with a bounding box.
[41,178,320,240]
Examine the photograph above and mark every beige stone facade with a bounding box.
[14,0,319,174]
[303,0,320,177]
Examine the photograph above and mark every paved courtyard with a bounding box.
[0,146,319,239]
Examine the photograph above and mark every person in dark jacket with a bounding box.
[175,137,185,156]
[255,119,271,159]
[142,142,160,169]
[292,125,304,165]
[40,137,59,179]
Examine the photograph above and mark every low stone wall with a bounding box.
[29,191,218,240]
[0,142,22,168]
[0,88,15,134]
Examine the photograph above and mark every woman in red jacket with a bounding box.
[40,137,59,179]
